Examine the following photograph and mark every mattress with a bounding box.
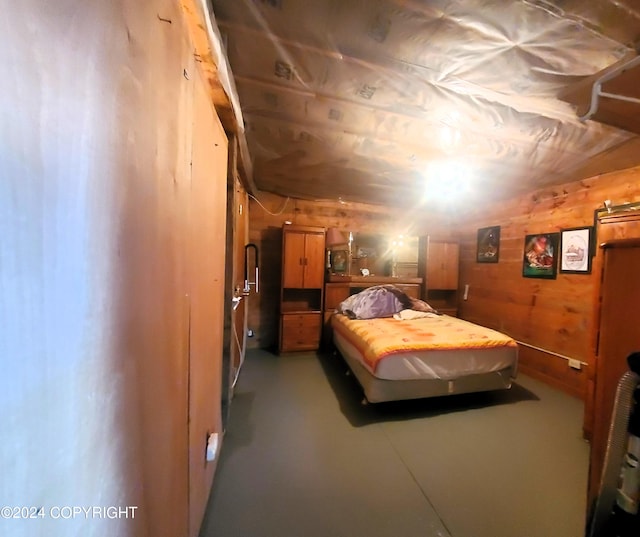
[331,313,518,382]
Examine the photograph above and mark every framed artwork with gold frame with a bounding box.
[522,233,559,279]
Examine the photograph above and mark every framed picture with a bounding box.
[356,247,377,258]
[559,227,592,274]
[522,233,559,279]
[330,249,348,274]
[477,226,500,263]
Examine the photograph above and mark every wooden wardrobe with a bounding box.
[418,236,460,316]
[587,210,640,506]
[279,225,326,352]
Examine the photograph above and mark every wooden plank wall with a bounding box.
[248,192,454,349]
[222,152,237,428]
[457,165,640,406]
[222,139,250,427]
[0,2,229,536]
[187,64,228,537]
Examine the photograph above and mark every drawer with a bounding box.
[280,314,321,352]
[281,313,321,331]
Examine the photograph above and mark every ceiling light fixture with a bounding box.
[424,161,472,203]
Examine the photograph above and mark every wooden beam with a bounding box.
[180,0,232,113]
[179,0,257,194]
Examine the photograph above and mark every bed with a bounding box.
[330,285,518,403]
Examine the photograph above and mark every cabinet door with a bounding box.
[282,231,305,288]
[303,232,326,288]
[427,240,459,290]
[324,284,350,310]
[588,244,640,503]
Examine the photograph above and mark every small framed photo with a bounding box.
[559,227,592,274]
[477,226,500,263]
[330,249,349,274]
[522,233,559,279]
[356,247,376,258]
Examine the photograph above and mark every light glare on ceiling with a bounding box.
[424,161,473,203]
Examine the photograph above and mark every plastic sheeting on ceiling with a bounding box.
[211,0,640,208]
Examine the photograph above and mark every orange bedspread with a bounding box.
[331,313,517,373]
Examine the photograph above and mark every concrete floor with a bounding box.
[201,349,590,537]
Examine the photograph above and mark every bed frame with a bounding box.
[333,329,517,404]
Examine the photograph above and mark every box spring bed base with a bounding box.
[333,332,517,404]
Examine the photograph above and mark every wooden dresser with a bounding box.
[322,275,422,346]
[279,224,326,353]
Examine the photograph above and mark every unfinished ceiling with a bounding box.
[210,0,640,208]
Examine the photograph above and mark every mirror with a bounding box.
[351,233,419,277]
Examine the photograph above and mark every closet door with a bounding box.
[302,231,326,288]
[282,228,325,289]
[589,240,640,503]
[282,230,306,288]
[427,240,459,290]
[419,236,460,316]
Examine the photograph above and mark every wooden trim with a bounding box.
[595,205,640,225]
[600,237,640,249]
[327,275,422,284]
[179,0,256,193]
[515,340,587,365]
[283,224,326,234]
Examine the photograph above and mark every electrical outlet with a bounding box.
[568,358,582,370]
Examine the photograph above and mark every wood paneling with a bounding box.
[229,159,250,406]
[187,63,228,537]
[0,2,230,536]
[457,165,640,419]
[517,346,586,400]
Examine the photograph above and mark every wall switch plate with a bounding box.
[568,359,582,370]
[206,432,220,462]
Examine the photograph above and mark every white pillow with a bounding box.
[392,309,437,320]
